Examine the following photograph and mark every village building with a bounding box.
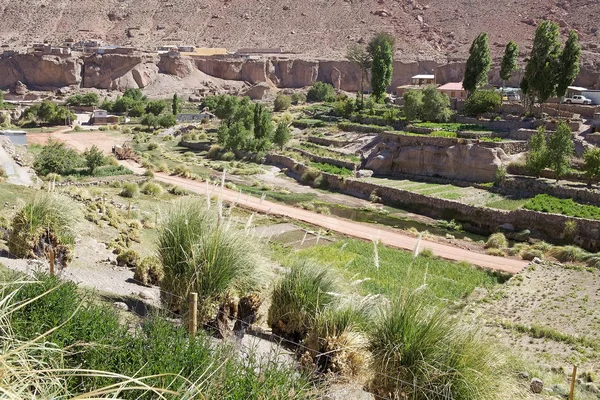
[176,111,216,123]
[437,82,467,99]
[90,109,119,125]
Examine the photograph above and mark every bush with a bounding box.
[134,256,164,285]
[116,248,140,268]
[368,294,517,400]
[268,260,341,341]
[274,94,292,111]
[141,181,163,197]
[147,142,158,151]
[0,166,6,182]
[547,245,588,263]
[221,151,235,161]
[8,193,78,267]
[485,232,508,249]
[303,304,369,377]
[33,140,82,175]
[307,82,336,103]
[291,92,307,104]
[207,144,222,159]
[403,89,424,121]
[119,183,139,198]
[463,90,502,116]
[521,248,544,261]
[157,200,264,322]
[422,86,453,123]
[300,167,322,186]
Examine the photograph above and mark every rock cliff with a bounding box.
[365,134,513,183]
[0,54,81,90]
[83,54,158,90]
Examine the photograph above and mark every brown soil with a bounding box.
[1,1,599,66]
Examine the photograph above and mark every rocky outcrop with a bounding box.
[192,58,268,84]
[83,53,158,90]
[157,55,195,77]
[365,134,512,182]
[244,82,272,100]
[0,54,81,90]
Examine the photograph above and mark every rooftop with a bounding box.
[438,82,465,91]
[412,74,435,80]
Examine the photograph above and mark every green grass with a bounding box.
[310,161,353,177]
[414,122,488,132]
[485,198,528,211]
[429,130,457,138]
[523,194,600,220]
[298,142,360,162]
[501,321,600,351]
[5,273,311,399]
[281,240,504,303]
[237,184,318,205]
[438,192,462,200]
[292,119,326,129]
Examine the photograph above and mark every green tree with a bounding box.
[274,94,291,111]
[403,90,424,121]
[522,21,561,111]
[307,82,336,103]
[333,98,355,118]
[583,147,600,187]
[556,30,581,103]
[463,90,502,117]
[215,95,240,123]
[33,140,81,175]
[83,145,105,175]
[146,100,167,116]
[273,121,291,150]
[123,88,145,101]
[346,44,372,106]
[526,127,548,177]
[253,103,273,141]
[546,121,574,181]
[141,114,160,129]
[500,41,519,102]
[463,32,491,95]
[172,93,182,115]
[158,114,177,128]
[128,102,146,118]
[368,32,395,102]
[421,86,452,122]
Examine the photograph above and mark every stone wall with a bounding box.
[455,116,537,132]
[500,175,600,206]
[294,148,358,171]
[307,136,353,148]
[265,154,600,251]
[179,140,212,151]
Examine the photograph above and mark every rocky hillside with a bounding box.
[1,0,599,66]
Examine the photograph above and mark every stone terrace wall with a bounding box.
[380,132,526,154]
[294,148,358,171]
[265,154,600,251]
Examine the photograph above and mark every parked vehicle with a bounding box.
[563,95,592,105]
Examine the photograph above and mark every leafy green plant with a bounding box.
[523,194,600,220]
[268,260,341,341]
[463,90,501,116]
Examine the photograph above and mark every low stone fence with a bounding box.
[455,116,537,132]
[307,136,353,147]
[456,130,495,139]
[500,175,600,206]
[586,133,600,145]
[294,148,358,171]
[381,132,526,154]
[545,120,582,132]
[179,140,212,151]
[509,129,537,141]
[405,125,440,134]
[339,122,389,134]
[544,103,600,119]
[265,154,600,251]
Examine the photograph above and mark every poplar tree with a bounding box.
[368,33,395,102]
[500,41,519,86]
[463,33,491,95]
[346,44,372,106]
[556,30,581,101]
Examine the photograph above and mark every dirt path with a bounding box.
[121,160,527,274]
[26,128,125,154]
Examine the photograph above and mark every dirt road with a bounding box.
[27,129,127,154]
[120,161,527,274]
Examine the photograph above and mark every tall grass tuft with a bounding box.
[485,232,508,249]
[368,294,519,400]
[141,181,163,197]
[268,260,341,341]
[8,193,79,267]
[547,245,589,263]
[120,182,139,198]
[303,302,370,378]
[157,199,265,322]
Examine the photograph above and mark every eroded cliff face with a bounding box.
[83,53,159,90]
[0,53,598,94]
[0,54,82,90]
[365,134,512,183]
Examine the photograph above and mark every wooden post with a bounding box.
[569,365,577,400]
[48,248,55,277]
[188,292,198,336]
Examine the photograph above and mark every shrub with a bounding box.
[463,90,502,116]
[268,260,341,341]
[521,248,544,261]
[368,294,517,400]
[300,167,322,186]
[563,220,577,241]
[83,145,106,175]
[403,89,424,121]
[134,256,164,285]
[33,140,81,175]
[422,86,453,122]
[143,169,154,178]
[486,248,506,257]
[167,185,189,196]
[141,181,163,196]
[157,200,264,322]
[547,245,588,263]
[495,165,507,186]
[155,162,170,173]
[485,232,508,249]
[147,142,158,151]
[8,193,78,267]
[220,151,235,161]
[291,92,307,104]
[172,165,192,178]
[303,304,369,377]
[307,82,336,103]
[0,167,7,182]
[116,248,140,268]
[274,94,292,111]
[207,144,222,159]
[119,183,139,198]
